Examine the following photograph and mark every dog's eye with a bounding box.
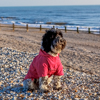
[59,33,63,37]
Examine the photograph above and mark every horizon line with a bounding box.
[0,4,100,7]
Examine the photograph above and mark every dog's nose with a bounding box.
[60,39,63,43]
[59,38,65,43]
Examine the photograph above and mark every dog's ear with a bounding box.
[62,40,67,50]
[56,30,63,37]
[42,31,53,53]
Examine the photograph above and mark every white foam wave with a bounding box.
[11,21,15,24]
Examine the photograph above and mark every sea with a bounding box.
[0,5,100,34]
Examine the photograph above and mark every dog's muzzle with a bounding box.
[53,37,66,45]
[50,35,66,54]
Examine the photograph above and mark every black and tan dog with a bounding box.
[23,29,66,92]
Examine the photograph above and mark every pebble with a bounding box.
[0,47,100,100]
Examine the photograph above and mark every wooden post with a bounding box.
[40,25,42,31]
[88,28,90,34]
[13,23,15,31]
[77,27,79,33]
[99,28,100,34]
[53,26,55,29]
[65,26,67,32]
[26,24,28,32]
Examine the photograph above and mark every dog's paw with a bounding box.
[27,88,34,92]
[40,89,50,93]
[44,89,50,93]
[53,87,62,91]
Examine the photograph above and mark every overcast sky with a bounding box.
[0,0,100,7]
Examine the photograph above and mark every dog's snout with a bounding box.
[53,36,66,47]
[59,38,63,43]
[59,38,66,44]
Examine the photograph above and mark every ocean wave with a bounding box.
[0,16,19,20]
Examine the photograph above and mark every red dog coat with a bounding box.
[24,49,64,80]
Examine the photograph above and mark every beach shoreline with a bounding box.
[0,23,100,35]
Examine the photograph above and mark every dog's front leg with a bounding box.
[53,75,62,90]
[39,76,49,92]
[23,79,38,91]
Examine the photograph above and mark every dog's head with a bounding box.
[41,29,66,55]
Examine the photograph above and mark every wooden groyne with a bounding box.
[0,23,99,34]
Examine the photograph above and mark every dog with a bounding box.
[23,29,66,92]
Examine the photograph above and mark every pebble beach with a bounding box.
[0,28,100,100]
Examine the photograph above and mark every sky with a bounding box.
[0,0,100,7]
